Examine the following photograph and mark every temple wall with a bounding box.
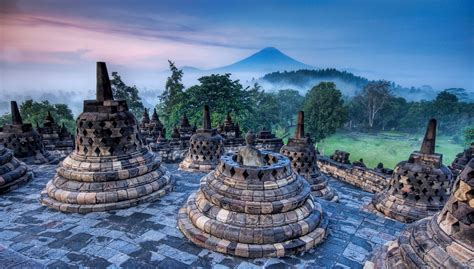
[317,155,391,193]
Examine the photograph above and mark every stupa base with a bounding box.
[40,169,174,213]
[179,158,218,172]
[309,175,338,202]
[178,192,328,258]
[19,151,59,165]
[371,193,443,223]
[366,216,473,268]
[0,170,34,194]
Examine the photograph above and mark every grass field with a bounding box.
[316,132,464,169]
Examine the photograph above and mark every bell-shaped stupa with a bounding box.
[371,119,453,222]
[40,62,174,213]
[178,131,327,257]
[255,127,283,152]
[367,158,474,268]
[0,101,59,165]
[280,111,337,201]
[218,112,244,151]
[0,145,34,193]
[179,105,224,172]
[37,111,74,156]
[450,142,473,178]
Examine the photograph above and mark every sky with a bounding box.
[0,0,473,97]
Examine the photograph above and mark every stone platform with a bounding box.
[0,163,405,268]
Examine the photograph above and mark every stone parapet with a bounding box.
[317,155,391,193]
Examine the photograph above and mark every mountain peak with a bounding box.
[213,47,312,73]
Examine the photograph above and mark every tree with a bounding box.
[158,60,185,134]
[353,80,393,129]
[110,72,145,119]
[176,74,255,130]
[275,89,304,128]
[464,127,474,146]
[303,82,348,141]
[18,100,76,132]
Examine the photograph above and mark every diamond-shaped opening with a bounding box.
[88,138,93,145]
[417,180,423,185]
[112,121,118,128]
[83,147,89,154]
[257,170,264,180]
[414,195,420,201]
[230,167,236,177]
[242,170,249,179]
[109,146,115,155]
[422,188,427,194]
[271,169,278,178]
[99,121,106,128]
[105,129,113,137]
[87,122,94,128]
[82,129,88,136]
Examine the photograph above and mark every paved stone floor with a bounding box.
[0,164,405,268]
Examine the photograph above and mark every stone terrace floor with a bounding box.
[0,164,405,269]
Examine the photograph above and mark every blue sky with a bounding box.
[1,0,473,93]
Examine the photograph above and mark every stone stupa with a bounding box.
[179,105,224,172]
[255,127,284,152]
[370,119,453,222]
[40,62,174,213]
[37,110,74,156]
[366,158,474,268]
[177,114,194,140]
[218,112,245,151]
[0,101,59,165]
[146,108,165,144]
[0,145,34,194]
[178,131,328,258]
[450,142,473,178]
[280,111,338,201]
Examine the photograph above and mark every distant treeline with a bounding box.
[262,69,473,102]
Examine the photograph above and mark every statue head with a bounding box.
[245,130,255,145]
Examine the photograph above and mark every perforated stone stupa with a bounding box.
[280,111,337,201]
[0,101,59,165]
[255,127,283,152]
[218,112,245,151]
[40,62,174,213]
[179,105,224,172]
[367,158,474,268]
[37,111,74,156]
[139,108,165,145]
[450,142,474,178]
[178,132,327,258]
[370,119,453,222]
[178,114,195,140]
[330,150,350,164]
[0,145,34,194]
[149,127,188,163]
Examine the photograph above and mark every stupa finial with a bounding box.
[202,105,211,129]
[96,62,114,102]
[11,101,23,125]
[295,111,304,139]
[420,118,437,155]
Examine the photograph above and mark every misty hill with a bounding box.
[211,47,312,73]
[260,69,472,101]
